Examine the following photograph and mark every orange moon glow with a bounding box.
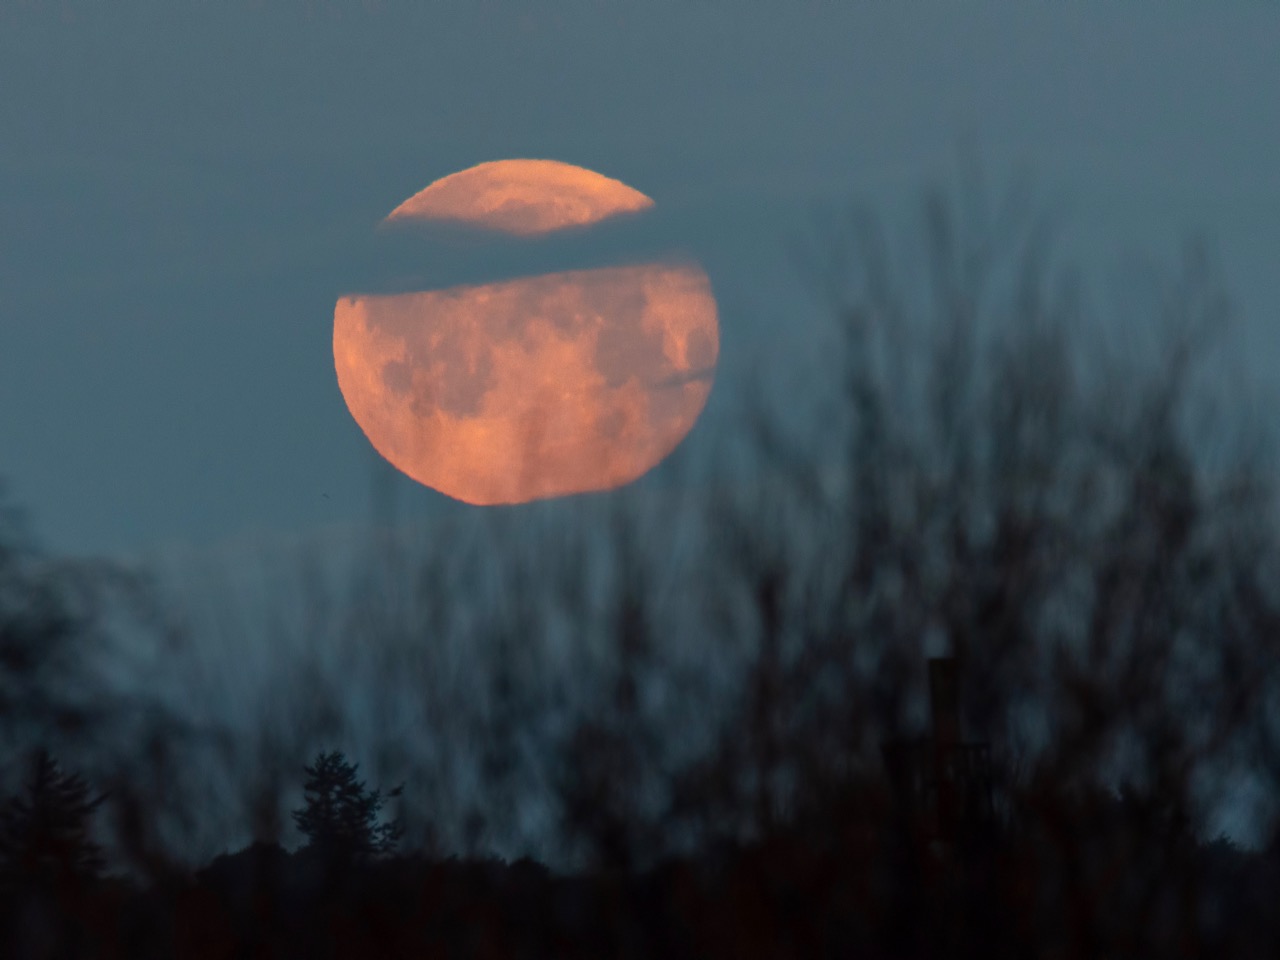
[334,161,719,505]
[384,158,655,236]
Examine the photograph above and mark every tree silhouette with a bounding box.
[0,749,106,892]
[291,750,402,860]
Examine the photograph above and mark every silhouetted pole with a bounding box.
[929,657,960,843]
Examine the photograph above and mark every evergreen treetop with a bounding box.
[0,749,106,891]
[291,750,402,860]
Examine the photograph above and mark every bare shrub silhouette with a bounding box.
[668,170,1280,956]
[0,488,88,746]
[552,502,675,873]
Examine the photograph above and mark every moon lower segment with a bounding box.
[334,262,719,505]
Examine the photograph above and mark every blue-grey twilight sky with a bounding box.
[1,0,1278,559]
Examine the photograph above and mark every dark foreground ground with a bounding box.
[4,819,1279,960]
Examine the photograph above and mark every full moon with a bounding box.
[334,160,720,505]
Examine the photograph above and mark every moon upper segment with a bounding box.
[384,159,655,236]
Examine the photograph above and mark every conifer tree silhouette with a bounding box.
[0,749,106,892]
[291,751,402,860]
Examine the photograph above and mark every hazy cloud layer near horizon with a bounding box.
[2,0,1277,556]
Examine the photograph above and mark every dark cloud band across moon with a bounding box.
[333,160,721,505]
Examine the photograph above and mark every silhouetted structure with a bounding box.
[881,657,993,844]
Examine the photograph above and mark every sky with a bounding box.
[1,0,1278,561]
[3,0,1280,861]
